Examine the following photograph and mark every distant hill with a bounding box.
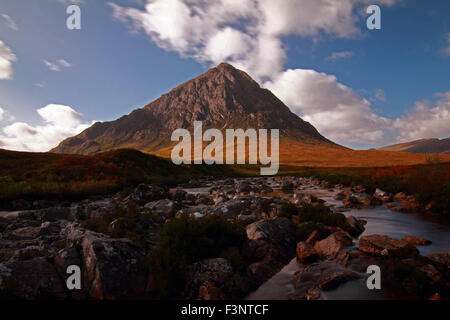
[379,138,450,154]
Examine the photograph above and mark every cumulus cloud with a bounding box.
[1,14,18,31]
[325,51,354,62]
[0,40,17,80]
[0,104,93,152]
[112,0,449,148]
[0,107,4,121]
[393,92,450,142]
[44,59,72,72]
[265,69,392,145]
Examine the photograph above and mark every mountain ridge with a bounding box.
[52,63,339,155]
[379,138,450,154]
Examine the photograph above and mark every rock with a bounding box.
[9,226,41,240]
[237,181,252,193]
[0,257,67,299]
[394,192,407,201]
[419,264,443,286]
[124,184,167,205]
[374,188,391,202]
[246,217,296,249]
[280,181,294,191]
[144,199,179,219]
[358,235,419,258]
[428,293,441,300]
[313,232,353,259]
[216,199,245,218]
[70,229,148,299]
[237,214,259,225]
[345,216,365,236]
[170,189,187,202]
[306,230,321,245]
[296,242,318,264]
[291,261,361,299]
[342,196,361,208]
[402,236,432,246]
[34,207,72,221]
[333,191,348,201]
[426,251,450,267]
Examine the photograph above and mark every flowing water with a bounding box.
[247,186,450,300]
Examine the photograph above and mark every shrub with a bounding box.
[147,215,246,298]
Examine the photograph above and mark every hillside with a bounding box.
[379,138,450,154]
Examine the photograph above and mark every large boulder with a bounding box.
[246,217,296,249]
[402,236,432,246]
[67,227,148,299]
[0,257,67,299]
[34,207,72,222]
[358,235,419,258]
[313,232,353,259]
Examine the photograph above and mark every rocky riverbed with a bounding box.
[0,176,448,300]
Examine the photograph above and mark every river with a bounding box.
[247,185,450,300]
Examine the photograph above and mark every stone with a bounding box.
[124,184,167,205]
[296,242,318,264]
[246,217,296,250]
[144,199,179,219]
[402,236,432,246]
[313,232,353,259]
[358,235,419,258]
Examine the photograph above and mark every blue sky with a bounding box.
[0,0,449,151]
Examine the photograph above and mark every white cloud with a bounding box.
[393,92,450,142]
[0,107,4,121]
[0,40,17,80]
[265,69,392,145]
[0,104,93,152]
[374,89,387,102]
[43,59,72,72]
[0,14,18,31]
[109,1,403,147]
[325,51,354,62]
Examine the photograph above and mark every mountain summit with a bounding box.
[52,63,336,155]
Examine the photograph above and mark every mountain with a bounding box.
[52,63,336,155]
[379,138,450,154]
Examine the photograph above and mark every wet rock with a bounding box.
[333,191,348,201]
[358,235,419,258]
[291,261,361,299]
[394,192,407,201]
[170,189,187,202]
[346,216,365,236]
[402,236,432,246]
[419,264,443,286]
[305,230,321,245]
[313,232,353,259]
[373,188,392,202]
[296,242,318,264]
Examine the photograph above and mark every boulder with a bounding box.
[346,216,365,236]
[237,214,259,225]
[313,232,353,259]
[0,257,67,299]
[124,184,167,205]
[9,226,42,240]
[34,207,72,221]
[358,235,419,258]
[144,199,179,219]
[426,251,450,267]
[280,181,294,191]
[296,242,318,264]
[237,181,252,193]
[373,188,392,202]
[68,229,148,299]
[402,236,432,246]
[246,217,296,250]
